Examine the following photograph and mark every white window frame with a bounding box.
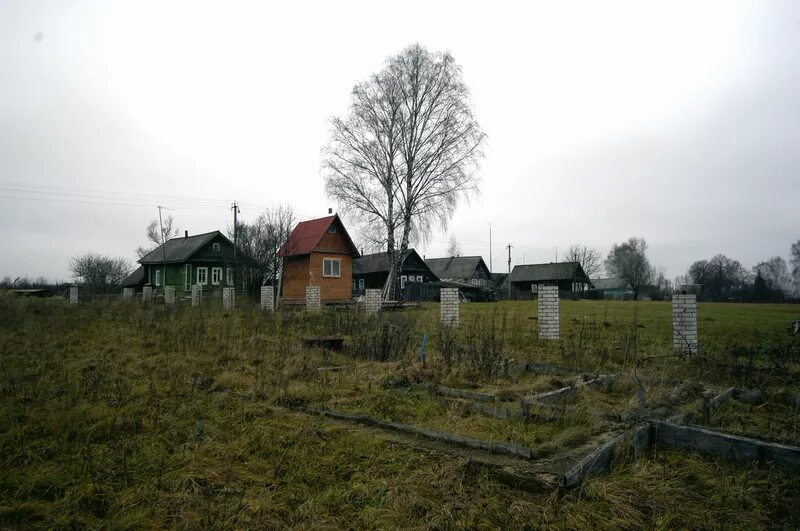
[184,264,192,291]
[322,258,341,278]
[155,269,162,287]
[416,275,423,282]
[197,267,208,285]
[358,278,365,290]
[226,268,233,286]
[212,243,220,252]
[400,275,407,289]
[211,267,222,285]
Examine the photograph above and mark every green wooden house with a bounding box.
[133,230,236,294]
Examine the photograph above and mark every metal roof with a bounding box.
[508,262,591,284]
[138,231,228,264]
[278,214,359,257]
[591,278,630,290]
[352,248,436,278]
[425,256,489,281]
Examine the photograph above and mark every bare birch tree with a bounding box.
[324,44,485,299]
[136,215,179,258]
[563,244,603,279]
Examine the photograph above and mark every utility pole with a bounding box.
[158,205,167,294]
[231,201,240,289]
[507,243,512,299]
[555,246,558,262]
[489,223,492,272]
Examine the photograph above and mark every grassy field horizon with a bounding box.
[1,298,798,528]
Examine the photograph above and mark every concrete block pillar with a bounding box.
[142,286,153,303]
[306,285,321,312]
[69,287,78,305]
[223,287,235,310]
[673,293,698,354]
[538,285,560,339]
[191,284,202,307]
[122,287,134,300]
[164,286,176,305]
[440,287,459,327]
[365,288,381,316]
[260,286,275,312]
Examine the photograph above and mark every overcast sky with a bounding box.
[2,0,798,282]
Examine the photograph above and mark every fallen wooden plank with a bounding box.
[651,421,800,473]
[563,424,649,489]
[522,362,584,374]
[414,384,496,403]
[294,405,536,460]
[469,401,523,421]
[317,365,348,372]
[522,385,575,406]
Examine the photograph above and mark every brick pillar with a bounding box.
[673,293,698,354]
[440,287,459,327]
[191,284,202,307]
[223,287,235,310]
[122,287,134,300]
[260,286,275,312]
[306,285,321,312]
[142,286,153,303]
[365,289,381,316]
[69,287,78,305]
[164,286,176,305]
[538,285,560,339]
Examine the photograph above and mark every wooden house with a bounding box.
[507,262,592,299]
[352,248,438,295]
[425,256,492,287]
[278,214,359,303]
[135,230,236,294]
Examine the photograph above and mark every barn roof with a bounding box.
[591,278,630,290]
[278,214,359,257]
[508,262,591,284]
[425,256,489,281]
[121,265,145,287]
[353,249,437,278]
[138,231,230,264]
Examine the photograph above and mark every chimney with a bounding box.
[185,230,188,239]
[328,208,333,214]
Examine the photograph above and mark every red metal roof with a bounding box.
[278,214,359,257]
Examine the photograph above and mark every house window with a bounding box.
[416,275,423,282]
[226,268,233,286]
[322,258,341,278]
[327,225,337,233]
[400,275,407,289]
[184,264,192,291]
[212,243,220,252]
[155,269,162,287]
[211,267,222,285]
[352,279,355,290]
[197,267,208,285]
[358,278,365,290]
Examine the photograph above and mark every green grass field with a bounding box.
[1,298,798,528]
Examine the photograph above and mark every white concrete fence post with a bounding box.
[673,293,698,354]
[223,287,235,310]
[365,288,381,316]
[69,287,78,305]
[306,285,321,312]
[191,284,202,307]
[538,285,560,339]
[122,287,134,300]
[440,287,459,327]
[142,286,153,303]
[164,286,176,305]
[260,286,275,312]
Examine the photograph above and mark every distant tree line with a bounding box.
[675,239,800,302]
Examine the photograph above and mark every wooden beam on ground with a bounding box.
[562,424,650,489]
[651,421,800,473]
[522,362,584,374]
[416,384,496,403]
[292,404,537,460]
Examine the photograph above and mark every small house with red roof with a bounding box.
[278,214,360,303]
